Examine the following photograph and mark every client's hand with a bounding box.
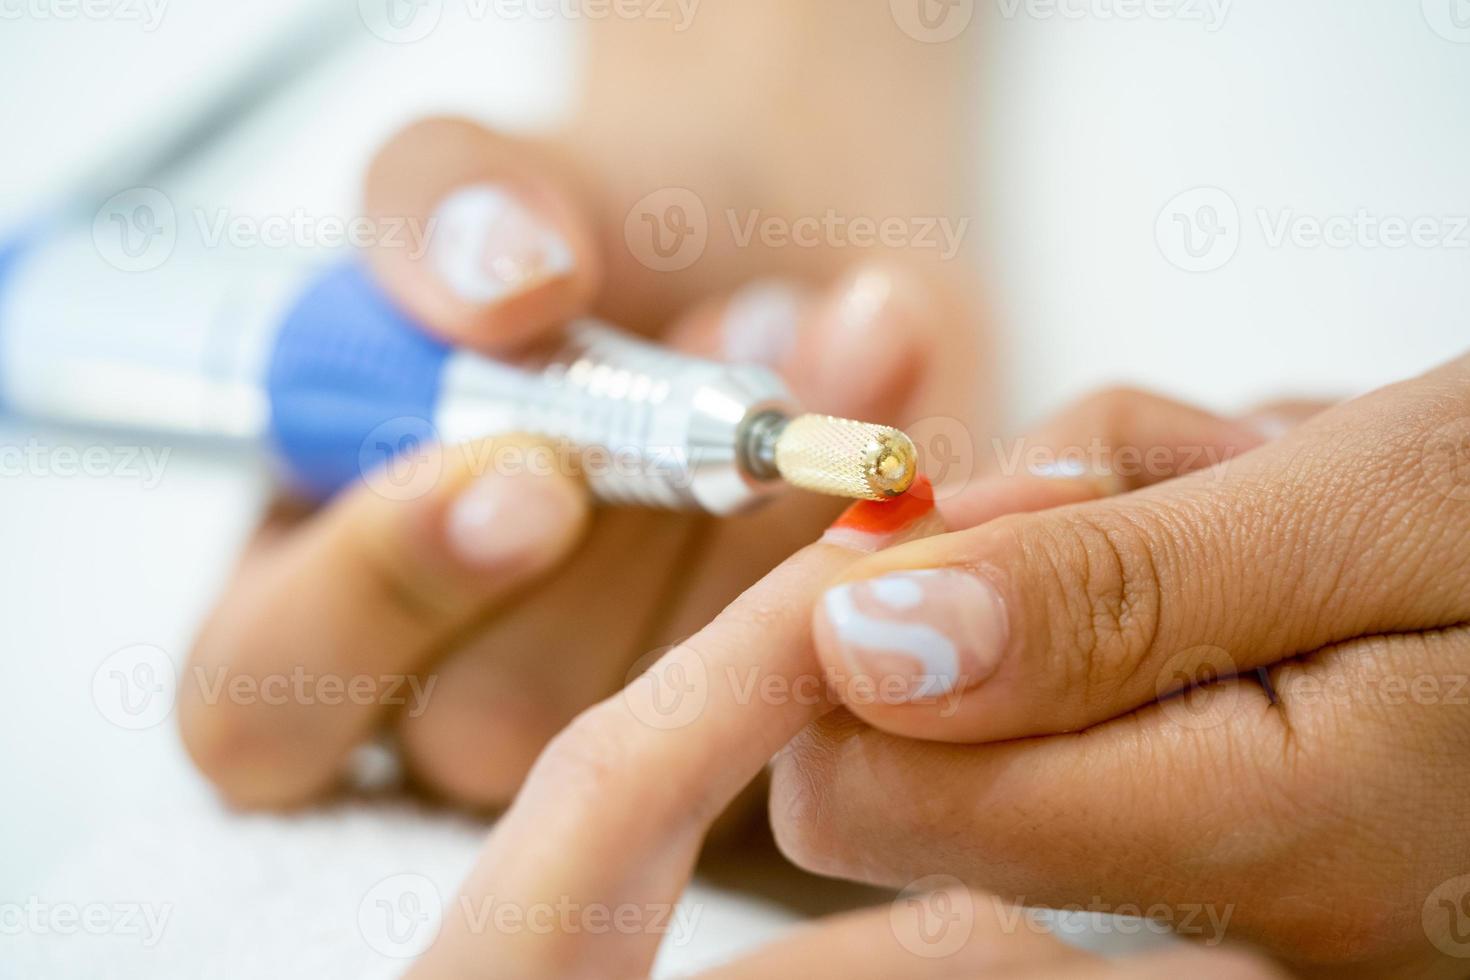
[403,478,1285,980]
[772,359,1470,979]
[178,113,984,809]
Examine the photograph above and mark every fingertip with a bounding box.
[791,264,936,419]
[363,117,603,353]
[663,278,817,366]
[435,439,592,577]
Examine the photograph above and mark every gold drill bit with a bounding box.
[771,414,919,501]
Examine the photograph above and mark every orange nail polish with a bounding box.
[821,475,938,552]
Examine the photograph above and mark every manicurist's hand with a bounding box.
[178,4,985,809]
[773,357,1470,979]
[402,478,1286,980]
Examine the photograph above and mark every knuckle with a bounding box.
[524,700,697,824]
[397,700,563,809]
[532,703,640,805]
[176,662,314,809]
[1087,384,1155,418]
[1023,508,1166,707]
[344,525,465,629]
[768,723,864,879]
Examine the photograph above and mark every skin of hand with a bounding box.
[177,3,985,810]
[401,473,1288,980]
[762,357,1470,980]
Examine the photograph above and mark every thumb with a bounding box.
[810,366,1470,744]
[363,117,603,353]
[180,435,590,807]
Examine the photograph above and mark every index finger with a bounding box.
[408,487,945,980]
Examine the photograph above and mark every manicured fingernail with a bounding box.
[1242,412,1293,442]
[818,568,1007,700]
[446,469,579,570]
[822,475,941,553]
[1027,459,1125,497]
[808,267,917,417]
[430,183,573,304]
[720,280,805,366]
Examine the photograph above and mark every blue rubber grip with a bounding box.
[266,262,450,501]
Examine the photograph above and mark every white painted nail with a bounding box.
[430,184,574,304]
[818,569,1007,701]
[720,280,805,366]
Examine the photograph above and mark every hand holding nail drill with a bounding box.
[178,116,987,812]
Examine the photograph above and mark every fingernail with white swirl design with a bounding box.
[430,184,573,304]
[816,570,1006,700]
